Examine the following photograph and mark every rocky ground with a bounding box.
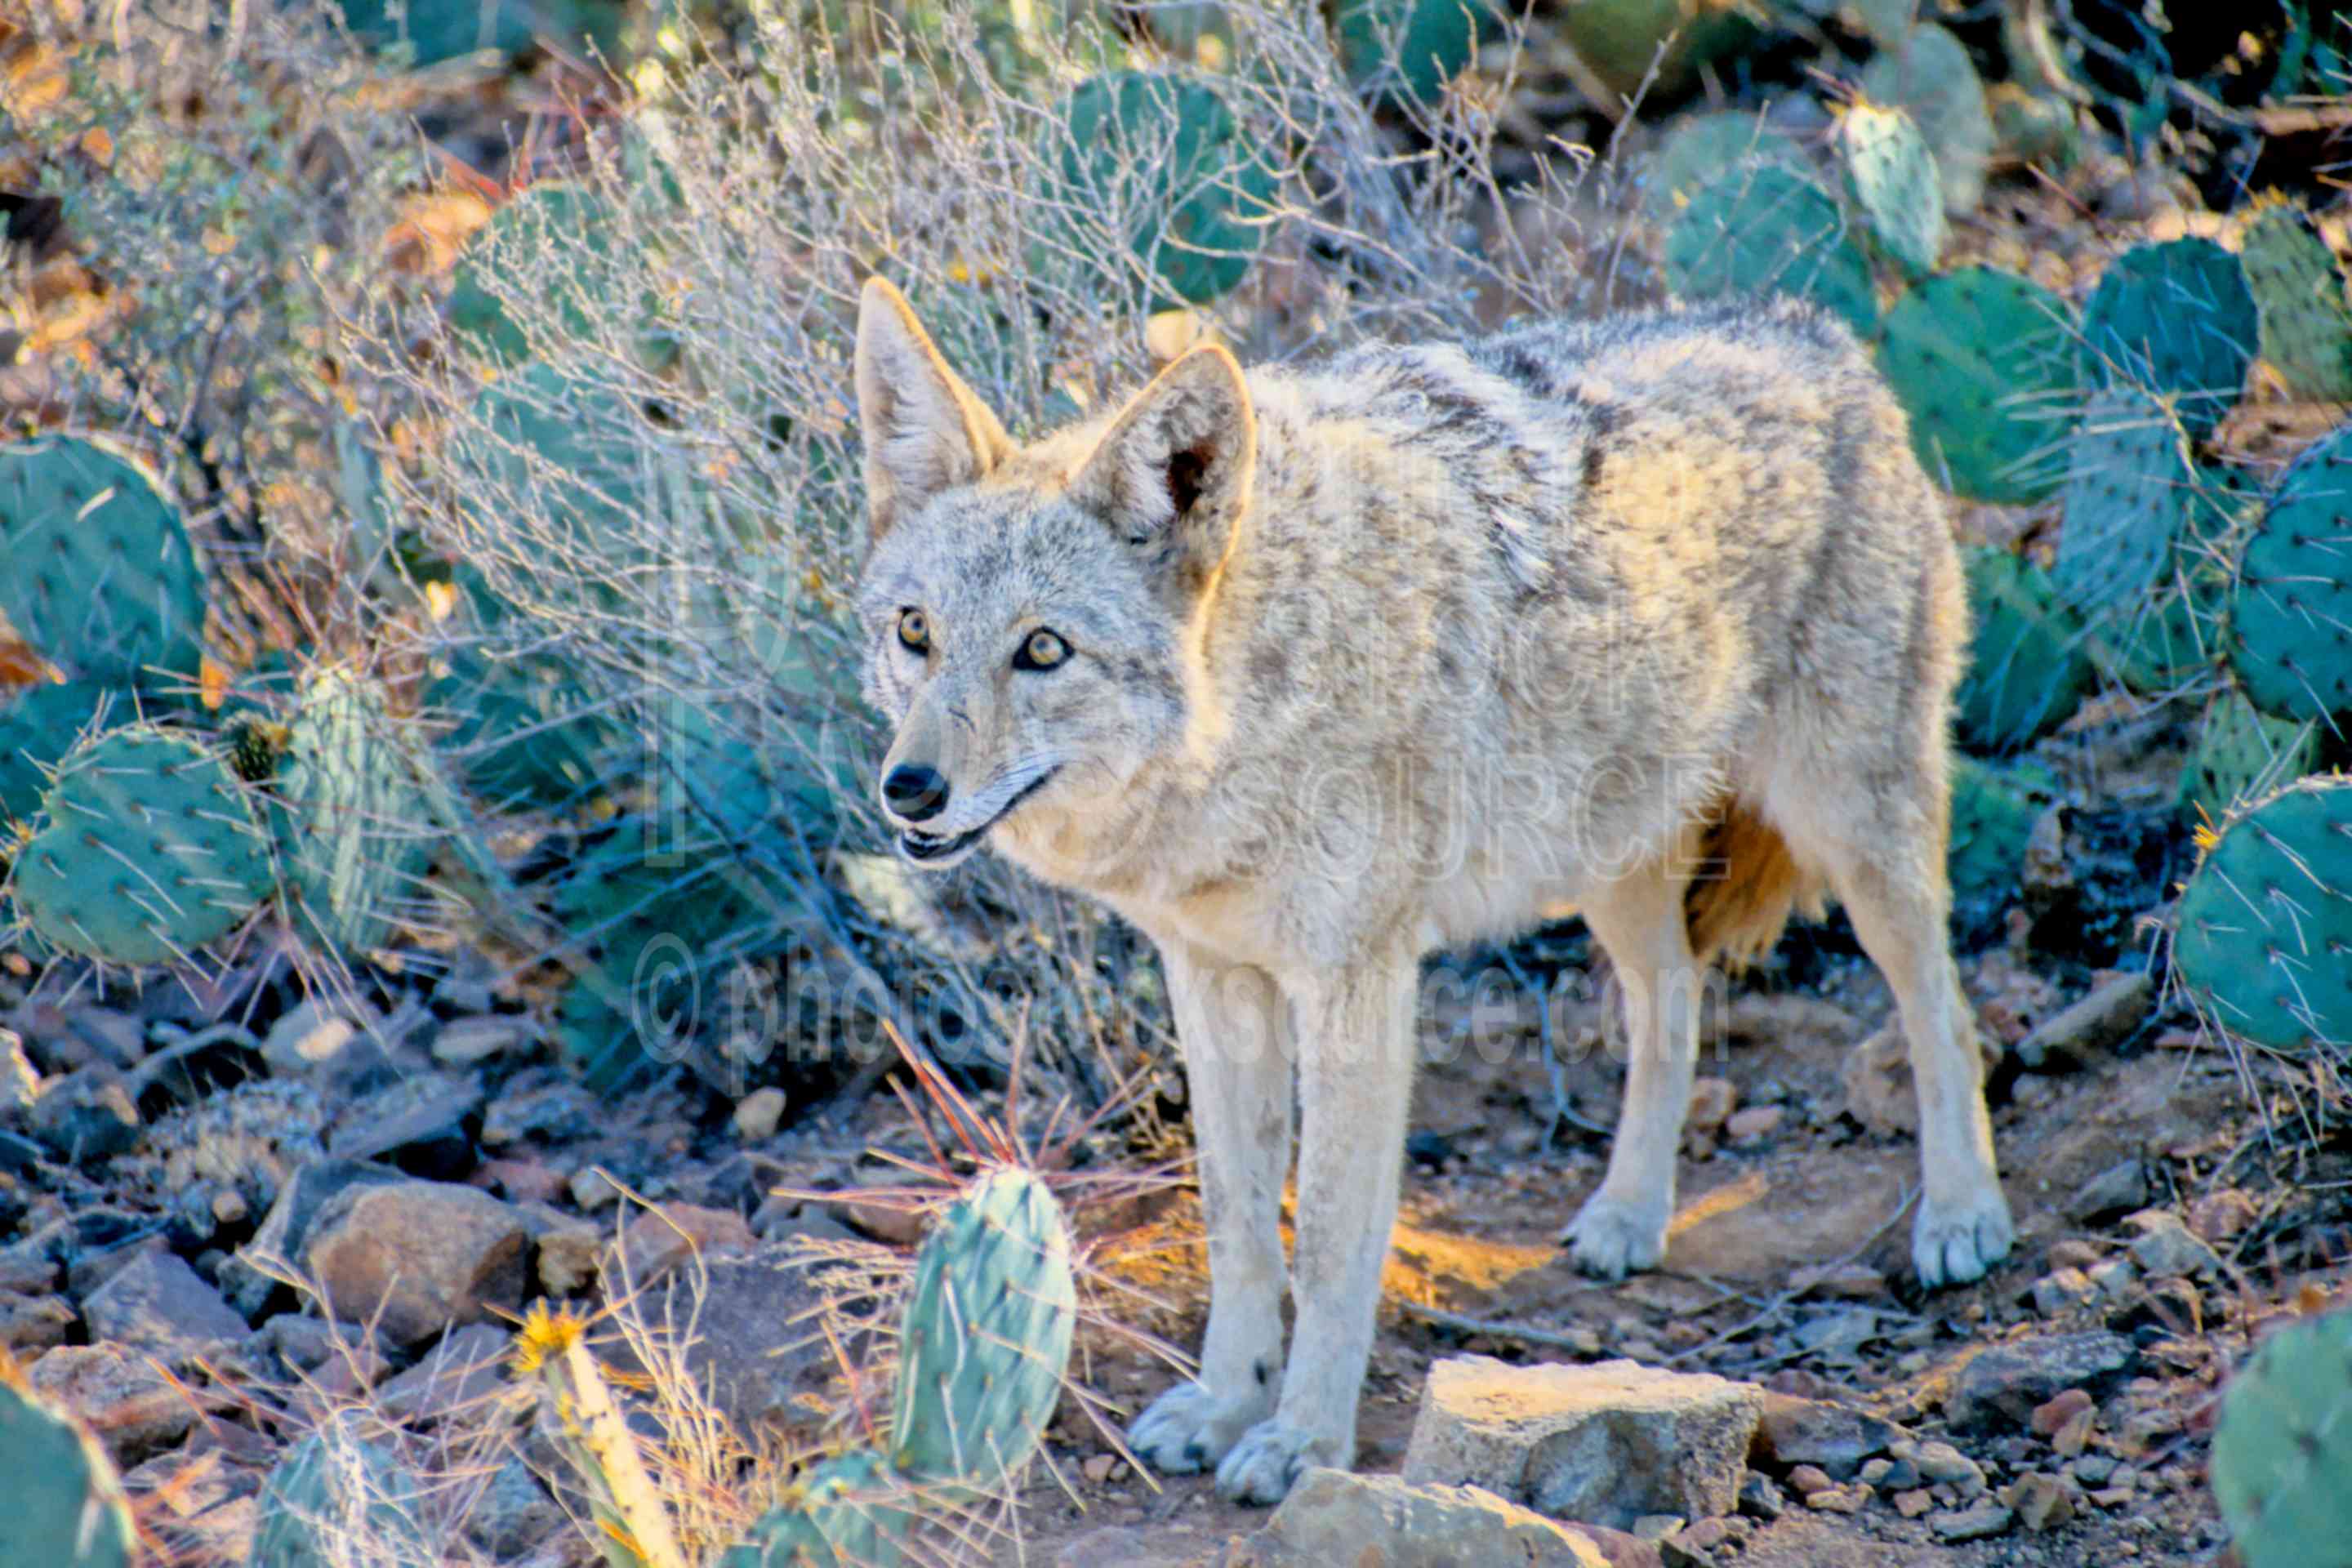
[4,886,2345,1566]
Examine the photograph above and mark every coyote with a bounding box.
[852,276,2013,1505]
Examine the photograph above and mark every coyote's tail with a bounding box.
[1684,800,1829,971]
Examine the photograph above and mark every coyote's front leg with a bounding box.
[1128,945,1293,1476]
[1215,954,1417,1506]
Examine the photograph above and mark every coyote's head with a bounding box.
[852,278,1256,871]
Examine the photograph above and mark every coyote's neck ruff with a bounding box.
[853,276,2013,1508]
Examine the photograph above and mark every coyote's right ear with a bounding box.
[854,276,1012,542]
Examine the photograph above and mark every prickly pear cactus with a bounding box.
[7,724,270,964]
[1663,163,1879,338]
[1642,111,1805,225]
[1955,547,2095,754]
[0,438,207,691]
[1877,266,2078,505]
[1858,23,1993,216]
[277,666,434,956]
[1056,72,1277,309]
[2180,688,2319,821]
[1835,100,1944,275]
[2212,1304,2352,1568]
[2105,559,2225,695]
[2081,238,2260,439]
[248,1411,431,1568]
[0,1371,136,1567]
[2172,777,2352,1054]
[0,679,112,828]
[2055,387,2196,621]
[2242,199,2352,403]
[892,1165,1078,1492]
[719,1449,915,1568]
[1334,0,1490,105]
[335,0,626,68]
[2228,416,2352,725]
[1949,755,2060,934]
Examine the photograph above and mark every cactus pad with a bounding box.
[2081,238,2259,438]
[0,438,207,690]
[1878,266,2078,504]
[1642,111,1805,225]
[1057,72,1277,308]
[2241,199,2352,403]
[1334,0,1490,105]
[248,1412,430,1568]
[1955,547,2096,753]
[1949,755,2060,934]
[722,1449,913,1568]
[1836,100,1944,275]
[2055,386,2196,621]
[2180,688,2319,820]
[2172,776,2352,1054]
[0,680,112,828]
[448,183,617,365]
[1663,163,1879,338]
[1858,23,1993,216]
[892,1165,1078,1492]
[278,666,435,956]
[2212,1304,2352,1568]
[8,724,270,964]
[2227,416,2352,725]
[0,1374,135,1567]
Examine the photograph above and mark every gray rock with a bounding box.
[1402,1355,1762,1530]
[327,1070,482,1178]
[1931,1502,2016,1541]
[0,1292,75,1353]
[302,1178,528,1347]
[26,1342,200,1459]
[2064,1160,2149,1223]
[1902,1441,1986,1492]
[376,1321,514,1423]
[1250,1468,1612,1567]
[225,1158,410,1317]
[1749,1393,1904,1481]
[29,1069,140,1163]
[2031,1267,2098,1317]
[81,1251,247,1364]
[2011,1471,2075,1531]
[2124,1211,2222,1278]
[1945,1333,2134,1432]
[2011,973,2153,1070]
[605,1242,831,1432]
[464,1458,566,1558]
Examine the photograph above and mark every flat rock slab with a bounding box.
[1945,1332,2134,1432]
[1403,1355,1762,1530]
[81,1251,247,1364]
[1239,1468,1612,1567]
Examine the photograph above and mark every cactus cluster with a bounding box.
[1332,0,1490,105]
[1642,112,1804,225]
[2172,777,2352,1054]
[1857,23,1993,218]
[1056,70,1277,309]
[2180,689,2318,820]
[0,1370,136,1568]
[2211,1304,2352,1568]
[2054,387,2196,621]
[275,666,438,956]
[524,1166,1079,1568]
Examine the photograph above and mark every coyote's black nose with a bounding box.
[884,764,950,822]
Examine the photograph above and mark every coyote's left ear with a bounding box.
[855,276,1013,543]
[1072,345,1256,601]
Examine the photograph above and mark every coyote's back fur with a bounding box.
[853,278,2014,1507]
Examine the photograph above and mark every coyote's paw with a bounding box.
[1128,1381,1273,1476]
[1562,1192,1668,1281]
[1913,1184,2015,1288]
[1214,1419,1340,1507]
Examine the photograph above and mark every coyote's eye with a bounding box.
[897,609,929,652]
[1014,628,1068,671]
